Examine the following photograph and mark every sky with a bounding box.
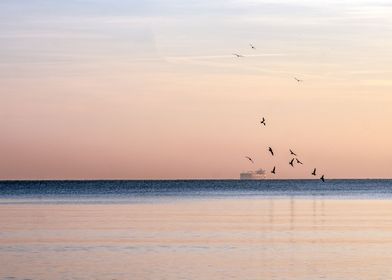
[1,0,392,179]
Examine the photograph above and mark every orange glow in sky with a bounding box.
[1,0,392,179]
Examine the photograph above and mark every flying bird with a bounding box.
[245,156,254,164]
[289,158,295,167]
[271,166,276,174]
[289,149,297,156]
[320,175,325,182]
[260,117,266,126]
[268,147,274,156]
[232,53,244,58]
[295,158,303,164]
[294,77,303,82]
[249,43,256,50]
[312,168,316,176]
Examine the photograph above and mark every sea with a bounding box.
[0,179,392,203]
[1,179,392,279]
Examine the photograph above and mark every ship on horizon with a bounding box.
[240,169,267,180]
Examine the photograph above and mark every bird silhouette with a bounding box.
[294,77,303,82]
[249,43,256,50]
[245,156,254,164]
[260,117,266,126]
[232,53,243,58]
[289,149,297,156]
[312,168,317,176]
[268,147,274,156]
[295,158,303,164]
[289,158,295,167]
[320,175,325,182]
[271,166,276,174]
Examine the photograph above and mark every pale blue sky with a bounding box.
[2,0,392,74]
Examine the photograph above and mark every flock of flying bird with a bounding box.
[245,132,325,182]
[245,117,325,182]
[241,43,325,182]
[232,43,303,83]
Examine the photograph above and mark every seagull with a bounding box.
[320,175,325,182]
[289,149,297,156]
[312,168,316,176]
[289,158,295,167]
[260,117,266,126]
[268,147,274,156]
[295,158,303,164]
[245,156,254,164]
[271,166,276,174]
[294,77,303,82]
[232,53,244,58]
[249,43,256,50]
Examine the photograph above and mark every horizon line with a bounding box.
[0,178,391,182]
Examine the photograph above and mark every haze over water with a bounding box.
[1,180,392,279]
[1,0,392,179]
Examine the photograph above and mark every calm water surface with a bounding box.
[1,180,392,279]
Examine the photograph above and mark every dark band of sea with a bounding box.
[1,179,392,204]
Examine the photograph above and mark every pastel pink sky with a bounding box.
[1,0,392,179]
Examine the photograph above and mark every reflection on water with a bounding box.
[1,197,392,279]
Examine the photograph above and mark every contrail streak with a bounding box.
[164,53,287,60]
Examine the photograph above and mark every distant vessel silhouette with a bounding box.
[240,169,267,180]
